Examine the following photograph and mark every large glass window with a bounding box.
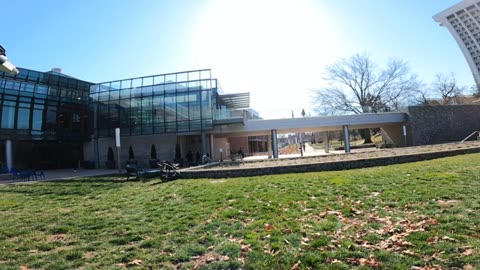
[17,108,31,129]
[1,103,15,129]
[32,109,43,130]
[91,70,216,136]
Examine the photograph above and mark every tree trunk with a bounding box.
[359,129,372,144]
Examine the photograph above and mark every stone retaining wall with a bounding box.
[180,147,480,179]
[407,105,480,146]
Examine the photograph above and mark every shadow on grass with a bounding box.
[0,176,164,197]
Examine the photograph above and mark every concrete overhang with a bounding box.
[211,112,409,137]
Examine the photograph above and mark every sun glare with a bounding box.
[191,1,341,118]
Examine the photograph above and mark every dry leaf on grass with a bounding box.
[127,259,143,266]
[264,224,275,231]
[290,260,301,270]
[458,246,475,256]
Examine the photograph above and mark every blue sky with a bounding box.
[2,0,472,118]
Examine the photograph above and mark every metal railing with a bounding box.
[461,131,480,142]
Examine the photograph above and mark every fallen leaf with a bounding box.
[290,260,301,270]
[427,236,439,244]
[284,239,290,245]
[127,259,143,266]
[264,224,275,231]
[402,250,418,256]
[442,236,456,241]
[220,255,229,261]
[359,258,382,267]
[206,255,215,263]
[464,264,474,270]
[461,249,475,256]
[241,244,251,252]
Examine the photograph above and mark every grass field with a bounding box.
[0,154,479,269]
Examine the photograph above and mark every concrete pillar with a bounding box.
[403,125,408,147]
[6,139,13,170]
[271,129,279,159]
[343,125,351,153]
[267,134,272,159]
[201,132,207,157]
[93,102,100,168]
[323,131,330,153]
[209,134,215,161]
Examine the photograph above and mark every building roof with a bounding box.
[218,92,250,109]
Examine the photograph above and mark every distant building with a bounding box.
[434,0,480,85]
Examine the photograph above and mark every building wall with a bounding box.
[84,133,177,168]
[229,137,248,154]
[213,137,229,162]
[407,105,480,145]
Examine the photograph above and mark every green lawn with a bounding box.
[1,154,479,270]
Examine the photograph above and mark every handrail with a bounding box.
[461,131,480,142]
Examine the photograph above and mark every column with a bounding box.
[323,131,330,153]
[267,134,272,159]
[209,134,215,161]
[402,125,408,147]
[6,139,13,170]
[343,125,351,153]
[201,132,207,157]
[271,129,279,159]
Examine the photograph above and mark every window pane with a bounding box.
[1,106,15,129]
[17,108,31,129]
[32,109,43,130]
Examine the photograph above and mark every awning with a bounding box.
[218,92,250,109]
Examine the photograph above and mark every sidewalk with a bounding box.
[243,143,378,161]
[0,168,120,185]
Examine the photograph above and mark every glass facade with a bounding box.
[0,68,92,141]
[0,68,92,168]
[91,69,219,137]
[0,67,248,169]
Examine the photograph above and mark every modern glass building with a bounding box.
[0,68,92,169]
[1,68,251,169]
[91,69,217,137]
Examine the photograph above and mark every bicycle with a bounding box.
[158,161,180,181]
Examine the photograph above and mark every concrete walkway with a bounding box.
[0,168,120,185]
[243,143,378,161]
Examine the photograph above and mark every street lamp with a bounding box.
[0,45,19,75]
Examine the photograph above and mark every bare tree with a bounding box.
[313,54,419,115]
[312,53,420,142]
[431,73,464,104]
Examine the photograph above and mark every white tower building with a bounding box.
[434,0,480,85]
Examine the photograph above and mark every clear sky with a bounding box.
[2,0,473,119]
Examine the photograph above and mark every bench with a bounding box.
[125,164,161,180]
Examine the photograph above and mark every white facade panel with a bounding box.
[434,0,480,85]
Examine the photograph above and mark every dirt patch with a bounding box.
[437,200,460,208]
[47,234,68,243]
